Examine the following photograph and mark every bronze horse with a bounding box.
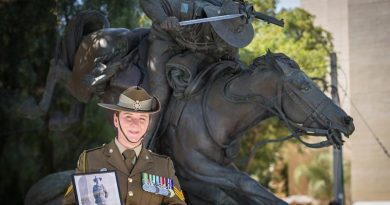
[23,11,354,205]
[159,53,354,204]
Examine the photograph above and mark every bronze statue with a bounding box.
[23,7,354,205]
[140,0,255,148]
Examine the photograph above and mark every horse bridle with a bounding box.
[275,77,343,149]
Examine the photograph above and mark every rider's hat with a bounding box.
[98,86,160,114]
[204,0,254,48]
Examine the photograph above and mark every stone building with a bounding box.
[300,0,390,204]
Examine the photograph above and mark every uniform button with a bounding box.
[128,178,133,183]
[109,149,113,153]
[128,191,133,197]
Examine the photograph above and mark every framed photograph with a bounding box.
[72,171,123,205]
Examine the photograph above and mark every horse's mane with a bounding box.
[250,51,301,75]
[168,59,243,100]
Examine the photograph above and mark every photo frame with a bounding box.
[72,171,123,205]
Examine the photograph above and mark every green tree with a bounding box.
[235,0,333,195]
[293,151,351,203]
[0,1,141,204]
[294,152,332,200]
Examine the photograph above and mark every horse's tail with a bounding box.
[56,10,110,69]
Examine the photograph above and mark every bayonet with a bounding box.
[179,14,244,26]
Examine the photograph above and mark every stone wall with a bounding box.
[301,0,390,203]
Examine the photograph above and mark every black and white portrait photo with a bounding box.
[72,171,122,205]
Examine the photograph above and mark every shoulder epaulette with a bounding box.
[78,144,107,172]
[147,149,170,159]
[85,143,106,153]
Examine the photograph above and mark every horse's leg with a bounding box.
[48,99,85,131]
[181,151,287,205]
[18,57,86,132]
[19,59,71,119]
[179,177,238,205]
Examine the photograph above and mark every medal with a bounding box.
[142,173,156,193]
[141,173,175,197]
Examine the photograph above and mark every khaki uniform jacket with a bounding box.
[63,140,186,205]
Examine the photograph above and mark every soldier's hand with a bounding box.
[160,16,180,31]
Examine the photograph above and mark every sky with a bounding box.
[276,0,300,11]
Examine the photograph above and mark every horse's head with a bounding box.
[244,52,354,148]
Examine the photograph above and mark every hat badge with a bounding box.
[133,100,141,110]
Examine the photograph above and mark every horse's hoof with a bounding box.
[25,170,74,205]
[48,114,80,132]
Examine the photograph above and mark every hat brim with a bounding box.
[97,96,160,114]
[204,5,254,48]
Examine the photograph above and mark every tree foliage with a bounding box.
[294,152,332,200]
[0,1,141,204]
[293,151,350,203]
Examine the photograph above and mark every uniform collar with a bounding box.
[103,140,129,175]
[104,139,153,176]
[114,138,142,158]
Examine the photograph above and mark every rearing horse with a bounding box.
[159,52,354,205]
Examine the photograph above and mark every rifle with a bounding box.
[239,1,284,27]
[253,11,284,27]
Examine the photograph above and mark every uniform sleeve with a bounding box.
[162,159,187,205]
[140,0,170,23]
[62,151,87,205]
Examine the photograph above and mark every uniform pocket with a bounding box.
[139,190,164,205]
